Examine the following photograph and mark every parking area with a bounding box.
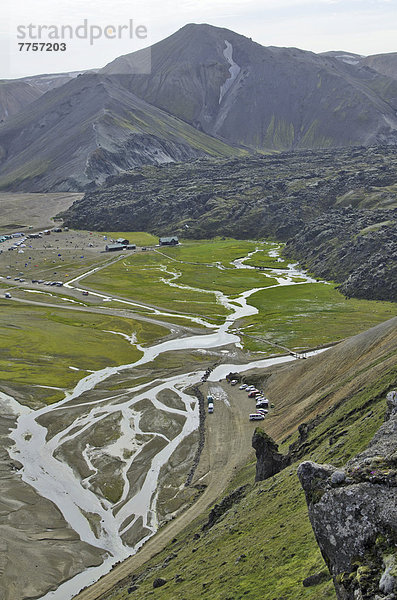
[202,377,275,423]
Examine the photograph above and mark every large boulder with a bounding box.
[298,391,397,600]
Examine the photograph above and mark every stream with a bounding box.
[5,247,322,599]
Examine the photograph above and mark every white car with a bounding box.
[249,413,264,421]
[4,293,12,299]
[239,384,247,390]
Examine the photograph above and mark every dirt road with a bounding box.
[73,382,256,600]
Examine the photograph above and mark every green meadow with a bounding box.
[85,254,229,320]
[158,238,261,266]
[0,303,167,405]
[84,239,395,352]
[1,238,395,406]
[104,232,159,246]
[240,283,396,352]
[84,240,280,318]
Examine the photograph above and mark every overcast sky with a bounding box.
[2,0,396,79]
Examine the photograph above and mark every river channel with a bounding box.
[5,247,321,599]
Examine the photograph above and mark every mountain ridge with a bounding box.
[1,24,397,191]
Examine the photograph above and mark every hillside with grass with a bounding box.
[97,317,397,600]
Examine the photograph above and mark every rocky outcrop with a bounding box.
[284,207,397,302]
[201,485,248,531]
[252,428,290,482]
[298,390,397,600]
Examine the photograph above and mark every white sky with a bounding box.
[1,0,396,79]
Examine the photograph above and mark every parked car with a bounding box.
[4,292,12,299]
[248,390,260,398]
[256,399,269,407]
[249,413,264,421]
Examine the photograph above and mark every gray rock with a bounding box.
[330,470,346,485]
[302,571,329,587]
[379,555,397,594]
[153,578,167,589]
[298,392,397,600]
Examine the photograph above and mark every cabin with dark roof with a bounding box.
[105,244,124,252]
[159,236,179,246]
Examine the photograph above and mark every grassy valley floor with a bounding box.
[0,230,395,600]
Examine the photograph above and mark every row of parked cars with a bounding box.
[31,279,64,286]
[237,383,271,422]
[4,275,64,286]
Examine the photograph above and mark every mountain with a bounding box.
[0,71,88,124]
[321,50,397,82]
[1,24,397,191]
[102,24,397,150]
[0,73,241,191]
[18,70,93,93]
[361,52,397,81]
[0,80,42,122]
[319,51,363,65]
